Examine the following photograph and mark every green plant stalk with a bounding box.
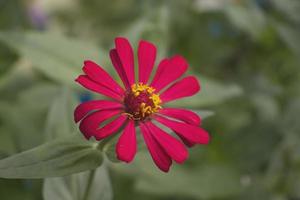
[82,169,96,200]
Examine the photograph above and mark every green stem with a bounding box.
[82,169,96,200]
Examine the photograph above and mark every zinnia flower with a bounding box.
[74,37,210,172]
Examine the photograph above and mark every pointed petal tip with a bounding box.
[139,39,156,48]
[192,76,201,92]
[160,165,171,173]
[201,132,211,145]
[171,54,186,62]
[160,76,201,103]
[115,37,129,44]
[117,154,134,163]
[74,113,80,123]
[186,76,201,92]
[194,128,210,145]
[111,38,135,87]
[83,134,91,140]
[170,55,189,71]
[83,60,92,65]
[75,76,81,83]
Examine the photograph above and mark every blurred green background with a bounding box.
[0,0,300,199]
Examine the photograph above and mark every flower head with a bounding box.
[74,37,210,172]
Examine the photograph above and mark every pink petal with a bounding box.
[94,115,127,140]
[177,134,196,147]
[115,37,135,86]
[154,115,210,145]
[83,60,124,95]
[74,100,123,123]
[145,121,188,164]
[138,40,156,84]
[159,108,201,126]
[76,75,122,100]
[151,55,188,92]
[140,123,172,172]
[109,49,131,89]
[116,120,137,163]
[160,76,200,103]
[79,109,121,140]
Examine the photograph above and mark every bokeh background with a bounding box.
[0,0,300,199]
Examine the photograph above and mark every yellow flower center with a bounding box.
[124,83,162,120]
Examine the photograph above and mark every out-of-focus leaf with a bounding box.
[18,83,60,110]
[44,87,77,140]
[0,83,60,152]
[0,42,17,79]
[132,153,242,199]
[0,31,106,87]
[43,164,112,200]
[275,24,300,58]
[0,134,103,178]
[224,3,266,38]
[0,127,15,158]
[282,98,300,135]
[192,110,214,119]
[0,58,36,97]
[273,0,300,23]
[287,169,300,198]
[0,179,39,200]
[169,76,243,108]
[251,93,279,122]
[194,0,228,12]
[121,4,170,59]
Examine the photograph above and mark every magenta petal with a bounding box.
[94,115,127,140]
[83,60,125,95]
[140,123,172,172]
[116,120,137,163]
[154,115,210,145]
[76,75,122,100]
[115,37,135,86]
[138,40,156,84]
[79,109,121,140]
[160,76,200,103]
[110,49,131,89]
[74,100,123,123]
[177,134,196,147]
[145,121,188,164]
[151,55,188,92]
[159,108,201,126]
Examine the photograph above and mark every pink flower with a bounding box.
[74,37,210,172]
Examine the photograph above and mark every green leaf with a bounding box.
[191,110,215,119]
[122,5,170,59]
[0,42,17,80]
[273,0,300,23]
[18,83,60,111]
[224,2,266,38]
[0,58,37,98]
[0,135,103,178]
[133,153,242,199]
[44,87,77,140]
[0,83,60,152]
[0,31,106,87]
[43,164,112,200]
[275,23,300,58]
[0,179,40,200]
[0,127,15,157]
